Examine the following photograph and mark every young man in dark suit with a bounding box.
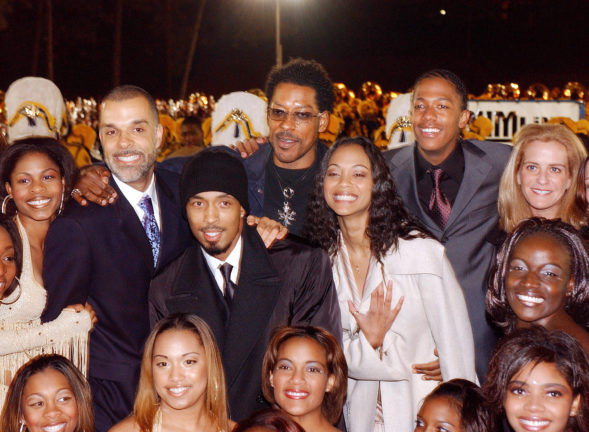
[149,149,342,421]
[385,70,512,379]
[42,86,193,432]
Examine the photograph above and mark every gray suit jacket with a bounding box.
[385,139,511,379]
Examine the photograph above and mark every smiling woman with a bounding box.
[108,313,233,432]
[483,327,589,432]
[0,139,95,411]
[498,124,587,232]
[0,354,95,432]
[261,326,347,432]
[487,218,589,355]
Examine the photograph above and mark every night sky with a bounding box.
[1,0,588,100]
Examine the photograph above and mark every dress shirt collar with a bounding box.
[414,140,465,182]
[202,236,243,292]
[112,172,160,227]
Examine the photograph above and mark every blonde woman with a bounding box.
[109,313,234,432]
[498,123,587,232]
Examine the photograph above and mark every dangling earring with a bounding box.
[57,189,64,216]
[2,194,13,215]
[19,420,26,432]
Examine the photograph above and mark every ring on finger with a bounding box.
[71,188,82,197]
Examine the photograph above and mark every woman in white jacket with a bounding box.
[306,136,477,431]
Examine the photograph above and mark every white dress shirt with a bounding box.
[112,173,161,228]
[202,236,243,295]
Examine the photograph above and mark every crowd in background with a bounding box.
[1,59,589,432]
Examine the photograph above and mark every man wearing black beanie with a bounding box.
[149,148,342,421]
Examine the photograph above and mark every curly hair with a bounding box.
[305,136,429,261]
[487,218,589,334]
[482,327,589,432]
[419,379,491,432]
[0,138,78,217]
[412,69,468,111]
[261,326,347,425]
[265,58,335,113]
[1,354,94,432]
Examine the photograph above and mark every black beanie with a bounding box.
[180,148,249,214]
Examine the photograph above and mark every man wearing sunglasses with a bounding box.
[239,58,333,237]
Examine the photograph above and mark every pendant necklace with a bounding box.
[271,163,313,227]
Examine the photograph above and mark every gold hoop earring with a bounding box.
[2,194,13,215]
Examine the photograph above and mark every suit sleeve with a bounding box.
[419,252,478,383]
[41,216,92,323]
[290,249,343,345]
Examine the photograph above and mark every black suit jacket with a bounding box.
[42,166,192,382]
[149,224,342,421]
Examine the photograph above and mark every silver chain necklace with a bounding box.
[271,163,313,227]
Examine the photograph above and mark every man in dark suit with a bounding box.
[42,85,192,432]
[149,149,342,421]
[385,70,512,379]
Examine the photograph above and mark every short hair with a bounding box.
[305,136,429,260]
[487,218,589,334]
[0,215,22,300]
[1,354,95,432]
[483,327,589,432]
[412,69,468,111]
[232,408,306,432]
[265,58,335,113]
[420,379,491,432]
[0,138,78,216]
[133,313,229,432]
[498,123,587,232]
[181,116,202,129]
[101,84,159,124]
[261,326,347,425]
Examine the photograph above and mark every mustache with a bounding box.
[275,132,299,141]
[200,225,225,232]
[113,150,145,157]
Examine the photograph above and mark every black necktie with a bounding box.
[220,263,237,306]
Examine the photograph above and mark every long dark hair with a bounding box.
[487,218,589,334]
[305,136,428,260]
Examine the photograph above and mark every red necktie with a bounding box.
[427,168,452,229]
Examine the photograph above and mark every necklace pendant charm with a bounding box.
[278,201,296,227]
[283,187,295,199]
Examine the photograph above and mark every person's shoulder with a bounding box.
[267,234,329,263]
[152,245,196,284]
[108,416,140,432]
[383,143,414,165]
[385,235,448,274]
[463,139,512,159]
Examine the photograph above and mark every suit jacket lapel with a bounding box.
[222,226,281,388]
[444,141,491,230]
[391,146,442,235]
[164,246,227,346]
[111,179,155,272]
[154,169,189,270]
